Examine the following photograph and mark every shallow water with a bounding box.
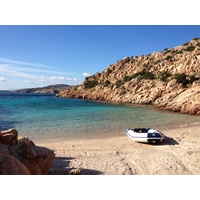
[0,93,199,140]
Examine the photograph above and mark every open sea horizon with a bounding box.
[0,93,200,142]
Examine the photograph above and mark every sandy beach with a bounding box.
[35,124,200,175]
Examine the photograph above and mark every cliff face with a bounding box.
[57,39,200,115]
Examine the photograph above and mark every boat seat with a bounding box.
[133,128,148,133]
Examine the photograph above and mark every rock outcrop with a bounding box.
[10,138,55,175]
[57,38,200,115]
[0,154,31,175]
[0,128,18,146]
[0,129,55,175]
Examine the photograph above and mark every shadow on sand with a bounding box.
[48,156,103,175]
[155,136,179,146]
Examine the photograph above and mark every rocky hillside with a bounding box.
[14,84,75,94]
[57,38,200,115]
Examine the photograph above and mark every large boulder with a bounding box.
[0,128,18,146]
[10,138,55,175]
[0,154,31,175]
[0,129,55,175]
[0,144,10,155]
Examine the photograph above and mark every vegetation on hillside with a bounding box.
[83,38,200,89]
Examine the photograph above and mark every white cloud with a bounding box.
[49,76,69,81]
[0,64,68,78]
[83,72,91,77]
[0,57,80,88]
[0,77,6,82]
[0,57,54,69]
[25,76,78,84]
[15,67,66,75]
[0,64,36,78]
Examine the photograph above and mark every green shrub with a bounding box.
[123,76,131,82]
[165,50,171,53]
[133,70,145,78]
[142,71,155,80]
[154,59,161,64]
[173,73,198,87]
[165,55,173,60]
[123,70,156,83]
[133,70,155,80]
[173,73,189,86]
[185,46,195,51]
[115,80,124,88]
[160,71,172,82]
[183,42,189,46]
[104,80,110,86]
[123,74,136,82]
[84,80,98,89]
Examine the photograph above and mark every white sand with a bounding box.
[36,124,200,175]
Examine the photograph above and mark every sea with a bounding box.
[0,93,200,142]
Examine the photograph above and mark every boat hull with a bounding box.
[125,128,165,144]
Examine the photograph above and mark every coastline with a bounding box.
[34,123,200,175]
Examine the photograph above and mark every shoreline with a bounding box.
[27,119,200,145]
[33,123,200,175]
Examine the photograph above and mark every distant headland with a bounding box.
[12,84,76,94]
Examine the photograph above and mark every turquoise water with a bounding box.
[0,93,199,140]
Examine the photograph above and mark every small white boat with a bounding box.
[125,128,165,143]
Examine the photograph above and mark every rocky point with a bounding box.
[57,38,200,115]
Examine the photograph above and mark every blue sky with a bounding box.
[0,25,200,90]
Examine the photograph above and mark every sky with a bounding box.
[0,25,200,90]
[0,0,199,196]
